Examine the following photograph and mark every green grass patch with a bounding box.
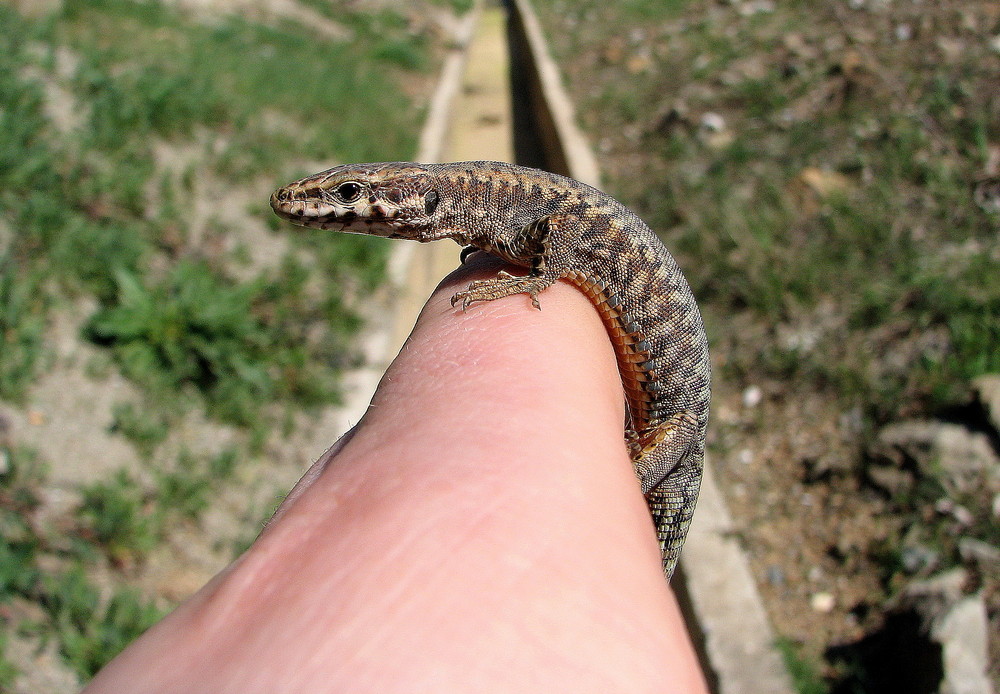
[77,470,158,563]
[86,259,358,427]
[3,0,424,425]
[0,264,49,402]
[38,566,163,679]
[0,634,18,690]
[109,402,169,459]
[777,637,829,694]
[154,448,238,522]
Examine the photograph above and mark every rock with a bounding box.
[957,538,1000,567]
[900,544,939,575]
[871,420,999,495]
[765,565,785,587]
[931,595,994,694]
[903,567,968,613]
[866,463,914,497]
[810,591,835,613]
[899,571,993,693]
[698,112,733,149]
[742,384,763,408]
[972,374,1000,435]
[934,498,974,526]
[798,167,854,199]
[699,112,726,132]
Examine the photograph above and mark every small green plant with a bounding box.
[109,401,169,458]
[0,264,49,402]
[0,444,44,600]
[86,263,275,425]
[153,449,215,522]
[776,637,829,694]
[77,470,157,563]
[0,633,19,691]
[39,567,163,679]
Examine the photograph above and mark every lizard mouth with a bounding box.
[270,188,406,236]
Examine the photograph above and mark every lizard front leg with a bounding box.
[450,215,575,310]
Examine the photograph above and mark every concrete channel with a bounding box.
[343,1,797,691]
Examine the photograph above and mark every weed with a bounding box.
[0,634,18,690]
[77,470,157,563]
[109,402,169,458]
[777,637,830,694]
[0,264,49,402]
[0,445,44,600]
[153,449,213,521]
[86,263,272,425]
[39,566,163,679]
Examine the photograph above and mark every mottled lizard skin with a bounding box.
[271,161,711,579]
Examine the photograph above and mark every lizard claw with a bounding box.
[449,272,553,312]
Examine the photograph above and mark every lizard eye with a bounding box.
[424,190,439,215]
[335,181,362,203]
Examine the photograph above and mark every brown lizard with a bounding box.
[270,161,710,579]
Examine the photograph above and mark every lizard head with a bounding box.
[270,162,440,240]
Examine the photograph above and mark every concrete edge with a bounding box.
[507,2,796,692]
[507,0,602,188]
[680,463,797,693]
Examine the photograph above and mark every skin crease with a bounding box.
[83,254,709,694]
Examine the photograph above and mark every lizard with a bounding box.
[270,160,711,579]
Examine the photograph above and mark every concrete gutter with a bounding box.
[507,0,601,187]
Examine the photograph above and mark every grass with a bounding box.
[109,402,169,458]
[0,0,421,424]
[38,567,164,679]
[777,637,830,694]
[0,265,49,402]
[0,435,245,679]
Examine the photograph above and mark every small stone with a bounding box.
[736,0,774,16]
[700,112,726,133]
[737,448,754,465]
[866,464,914,497]
[894,23,913,41]
[971,374,1000,435]
[901,544,939,574]
[797,167,853,200]
[27,409,46,426]
[958,538,1000,566]
[810,592,835,613]
[742,385,763,408]
[872,421,999,495]
[904,568,968,609]
[931,595,993,694]
[766,565,785,586]
[935,499,974,526]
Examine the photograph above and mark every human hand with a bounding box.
[84,254,708,693]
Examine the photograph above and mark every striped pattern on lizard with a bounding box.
[270,161,711,579]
